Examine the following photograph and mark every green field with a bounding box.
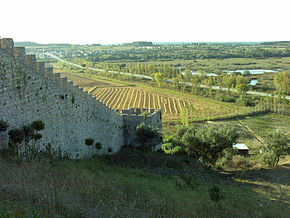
[239,114,290,138]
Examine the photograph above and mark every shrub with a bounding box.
[85,138,94,146]
[4,121,46,162]
[31,120,45,131]
[262,151,278,168]
[136,122,162,147]
[22,125,35,143]
[8,128,25,144]
[216,148,239,168]
[208,186,224,202]
[107,147,113,153]
[162,143,182,155]
[236,97,253,106]
[33,133,43,141]
[231,155,255,169]
[215,94,236,103]
[0,120,9,132]
[95,142,102,150]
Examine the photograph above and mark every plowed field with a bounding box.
[91,87,236,120]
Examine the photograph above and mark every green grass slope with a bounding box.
[0,149,289,217]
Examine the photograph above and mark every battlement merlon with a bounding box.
[36,62,45,75]
[53,73,62,86]
[25,54,37,70]
[0,38,14,56]
[60,77,68,89]
[44,67,53,78]
[120,108,161,116]
[67,80,74,92]
[14,47,26,65]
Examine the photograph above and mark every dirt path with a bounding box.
[235,118,265,144]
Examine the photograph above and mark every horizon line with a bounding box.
[13,40,290,46]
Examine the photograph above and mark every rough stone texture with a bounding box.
[0,38,162,158]
[120,108,162,147]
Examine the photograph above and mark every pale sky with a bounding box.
[1,0,290,44]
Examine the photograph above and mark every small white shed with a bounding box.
[233,143,249,155]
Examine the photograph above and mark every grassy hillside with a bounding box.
[0,149,289,217]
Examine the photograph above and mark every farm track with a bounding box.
[92,87,236,120]
[236,118,265,144]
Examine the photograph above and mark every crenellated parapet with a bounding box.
[0,38,14,57]
[119,108,162,147]
[0,38,50,74]
[118,108,162,124]
[0,38,117,110]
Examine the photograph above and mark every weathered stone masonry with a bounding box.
[0,38,162,158]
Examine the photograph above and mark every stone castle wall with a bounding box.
[0,38,162,158]
[119,108,162,147]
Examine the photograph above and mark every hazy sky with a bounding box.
[1,0,289,44]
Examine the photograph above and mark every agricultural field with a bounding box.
[92,86,238,120]
[239,114,290,139]
[61,72,250,120]
[60,73,124,92]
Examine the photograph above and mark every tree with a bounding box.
[180,107,189,126]
[274,71,290,94]
[172,77,179,90]
[221,74,237,92]
[179,125,238,166]
[154,73,163,87]
[263,131,290,168]
[236,75,248,86]
[205,77,215,97]
[191,76,202,95]
[184,68,192,82]
[236,84,250,96]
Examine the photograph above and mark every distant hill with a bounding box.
[261,41,290,45]
[43,43,74,47]
[15,42,80,47]
[15,41,41,47]
[123,41,153,47]
[90,43,101,46]
[15,42,105,47]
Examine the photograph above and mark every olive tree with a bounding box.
[179,125,238,166]
[263,131,290,168]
